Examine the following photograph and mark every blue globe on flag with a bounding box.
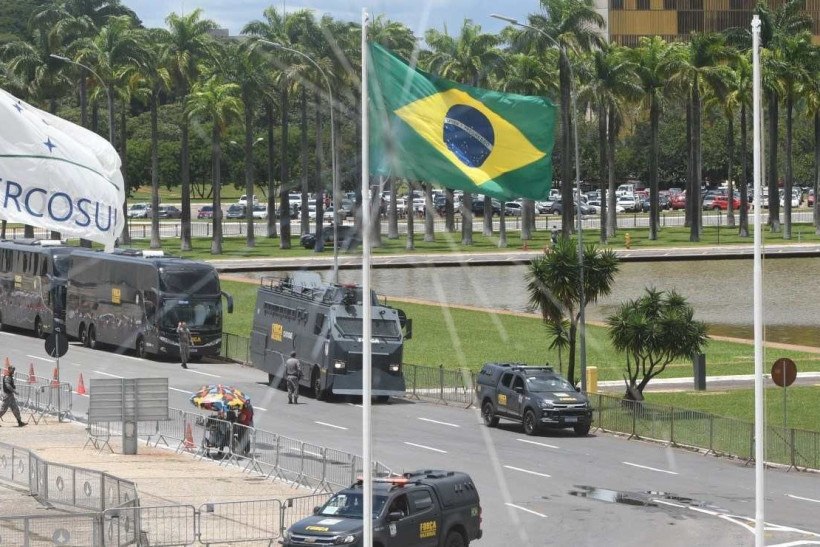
[443,105,495,168]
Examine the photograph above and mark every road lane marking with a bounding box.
[787,494,820,504]
[26,355,55,363]
[652,499,685,509]
[418,417,459,428]
[93,371,124,378]
[505,503,547,518]
[516,438,559,449]
[254,407,267,412]
[622,461,678,475]
[186,370,220,378]
[503,465,551,478]
[404,442,447,454]
[169,387,194,395]
[315,421,348,430]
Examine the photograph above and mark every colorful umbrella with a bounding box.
[190,384,248,411]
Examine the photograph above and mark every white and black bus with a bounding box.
[66,249,233,359]
[0,239,72,337]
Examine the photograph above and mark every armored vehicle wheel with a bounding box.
[136,337,147,359]
[444,530,466,547]
[34,317,44,339]
[523,410,538,436]
[482,401,499,427]
[313,368,328,401]
[88,325,98,350]
[574,422,591,436]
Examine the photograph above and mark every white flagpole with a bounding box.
[751,14,765,546]
[361,8,374,547]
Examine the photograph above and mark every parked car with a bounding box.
[504,201,524,216]
[808,189,815,207]
[155,205,181,219]
[710,195,743,211]
[197,205,214,219]
[549,197,594,215]
[299,225,361,250]
[252,204,268,219]
[323,206,336,222]
[670,193,686,210]
[225,204,246,219]
[238,194,258,206]
[616,195,640,212]
[127,203,150,218]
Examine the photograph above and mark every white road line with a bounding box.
[503,465,551,478]
[622,461,679,475]
[505,503,547,518]
[516,438,559,449]
[768,541,820,546]
[93,371,124,379]
[186,370,220,378]
[315,421,348,430]
[169,387,194,395]
[404,442,447,454]
[418,417,459,428]
[652,499,685,509]
[26,355,55,363]
[254,407,267,412]
[787,494,820,504]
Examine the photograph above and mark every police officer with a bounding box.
[0,365,27,427]
[177,321,192,369]
[285,351,302,404]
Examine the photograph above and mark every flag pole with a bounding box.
[361,9,374,547]
[751,14,765,546]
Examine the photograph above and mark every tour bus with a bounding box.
[65,249,233,359]
[0,239,72,337]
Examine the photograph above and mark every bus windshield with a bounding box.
[160,269,220,295]
[161,300,221,329]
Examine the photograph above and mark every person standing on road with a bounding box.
[0,365,27,427]
[285,351,302,404]
[177,321,192,369]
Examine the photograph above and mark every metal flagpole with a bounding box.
[751,14,765,546]
[361,9,373,547]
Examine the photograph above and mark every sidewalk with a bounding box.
[0,420,305,514]
[597,371,820,392]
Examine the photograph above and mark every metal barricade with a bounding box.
[280,494,332,534]
[0,442,30,488]
[198,499,283,545]
[0,513,104,546]
[104,505,196,547]
[404,363,476,406]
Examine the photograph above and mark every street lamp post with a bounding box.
[491,14,587,391]
[258,39,339,283]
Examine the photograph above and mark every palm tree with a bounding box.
[526,237,619,386]
[519,0,604,238]
[704,64,741,228]
[424,19,502,245]
[186,75,243,254]
[164,9,219,251]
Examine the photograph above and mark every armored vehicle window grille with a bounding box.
[335,317,401,338]
[314,313,325,335]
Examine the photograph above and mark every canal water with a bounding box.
[248,257,820,347]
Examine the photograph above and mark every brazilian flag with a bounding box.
[368,42,556,201]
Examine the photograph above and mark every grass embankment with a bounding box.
[220,278,820,431]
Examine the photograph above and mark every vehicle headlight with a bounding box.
[539,400,555,409]
[334,360,346,370]
[389,363,401,373]
[334,534,358,544]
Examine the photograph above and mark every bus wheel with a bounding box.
[34,317,44,339]
[88,325,98,350]
[136,337,147,359]
[313,368,328,401]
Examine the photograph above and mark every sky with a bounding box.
[123,0,538,39]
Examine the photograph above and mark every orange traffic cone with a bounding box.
[51,367,60,387]
[76,373,87,395]
[28,363,36,384]
[183,422,195,450]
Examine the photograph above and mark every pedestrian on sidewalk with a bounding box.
[285,352,302,404]
[177,321,192,369]
[0,365,27,427]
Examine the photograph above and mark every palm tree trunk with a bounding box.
[814,111,820,235]
[498,204,507,248]
[265,100,277,238]
[445,189,455,232]
[483,195,492,236]
[598,105,607,244]
[726,111,736,228]
[739,103,749,237]
[300,88,309,236]
[461,192,473,245]
[79,77,88,127]
[279,86,291,249]
[767,91,780,232]
[783,94,793,239]
[649,96,660,240]
[521,199,530,240]
[118,102,130,246]
[314,91,325,251]
[181,94,192,251]
[424,183,435,242]
[685,99,693,228]
[149,93,161,250]
[211,126,223,255]
[406,183,415,250]
[244,96,256,248]
[606,109,617,238]
[388,177,399,239]
[690,81,702,242]
[559,52,573,238]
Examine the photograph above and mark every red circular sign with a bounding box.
[771,358,797,387]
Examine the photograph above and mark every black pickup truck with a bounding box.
[281,470,482,547]
[476,363,592,436]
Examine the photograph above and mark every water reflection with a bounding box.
[247,257,820,347]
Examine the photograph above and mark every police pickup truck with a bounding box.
[281,470,482,547]
[476,363,592,436]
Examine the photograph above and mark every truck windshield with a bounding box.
[526,374,576,393]
[160,300,221,329]
[53,254,71,278]
[317,492,387,518]
[336,317,401,338]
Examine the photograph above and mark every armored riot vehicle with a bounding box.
[250,272,411,401]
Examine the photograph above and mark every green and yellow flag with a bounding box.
[368,42,556,201]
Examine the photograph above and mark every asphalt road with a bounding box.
[5,330,820,546]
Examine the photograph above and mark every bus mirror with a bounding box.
[404,318,412,340]
[223,291,234,314]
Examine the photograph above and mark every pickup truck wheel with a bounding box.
[523,410,538,436]
[482,401,499,427]
[444,531,466,547]
[574,422,592,436]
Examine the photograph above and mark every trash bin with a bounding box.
[586,366,598,394]
[692,354,706,391]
